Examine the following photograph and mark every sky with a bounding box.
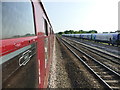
[42,0,120,33]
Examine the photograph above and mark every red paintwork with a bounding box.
[32,0,54,88]
[0,36,38,56]
[32,1,45,88]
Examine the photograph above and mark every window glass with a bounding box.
[1,1,35,39]
[44,19,48,36]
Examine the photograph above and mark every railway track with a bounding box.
[58,37,120,89]
[63,37,120,65]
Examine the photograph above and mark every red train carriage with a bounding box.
[0,0,54,88]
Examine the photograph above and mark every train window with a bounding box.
[44,19,48,36]
[1,1,35,39]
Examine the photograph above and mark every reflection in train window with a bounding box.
[1,1,35,39]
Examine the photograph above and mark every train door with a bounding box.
[1,1,39,88]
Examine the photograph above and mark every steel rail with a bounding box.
[64,37,120,59]
[58,37,120,89]
[64,37,120,65]
[62,37,120,76]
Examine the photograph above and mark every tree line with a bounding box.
[58,30,98,35]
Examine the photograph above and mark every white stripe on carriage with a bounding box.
[0,45,32,65]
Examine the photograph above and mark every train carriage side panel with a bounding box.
[91,34,96,41]
[76,34,81,38]
[112,34,118,44]
[84,34,88,39]
[81,34,88,39]
[112,33,120,45]
[1,0,54,88]
[32,1,54,88]
[32,1,46,88]
[88,34,92,40]
[94,33,113,43]
[75,34,77,38]
[1,1,39,88]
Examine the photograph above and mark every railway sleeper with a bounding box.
[101,76,117,80]
[105,80,120,89]
[89,67,109,74]
[110,86,120,89]
[105,80,119,83]
[95,71,109,75]
[88,63,101,67]
[106,80,119,85]
[107,81,120,85]
[90,66,106,71]
[102,75,114,78]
